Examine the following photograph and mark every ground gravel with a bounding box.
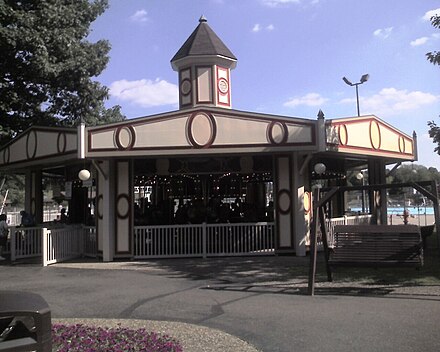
[53,318,261,352]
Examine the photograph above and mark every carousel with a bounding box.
[0,18,418,263]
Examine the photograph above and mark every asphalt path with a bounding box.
[1,256,440,352]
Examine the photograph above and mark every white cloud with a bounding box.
[252,24,275,32]
[373,27,393,39]
[340,88,439,116]
[110,79,178,108]
[410,36,430,46]
[130,9,148,23]
[422,8,440,21]
[261,0,301,8]
[410,32,440,47]
[252,24,262,32]
[284,93,329,108]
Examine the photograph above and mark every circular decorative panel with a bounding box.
[115,126,136,150]
[278,189,291,214]
[116,194,130,219]
[398,135,405,153]
[304,191,311,214]
[97,194,103,220]
[218,78,229,94]
[57,132,67,153]
[26,130,37,159]
[187,112,216,148]
[180,79,191,96]
[267,121,288,145]
[3,147,10,164]
[338,124,348,146]
[369,120,381,150]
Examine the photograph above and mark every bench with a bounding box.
[420,224,435,251]
[328,225,423,270]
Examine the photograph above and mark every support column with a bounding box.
[274,153,306,255]
[292,153,307,256]
[274,155,294,253]
[24,170,43,224]
[368,159,387,224]
[96,160,115,262]
[114,160,133,258]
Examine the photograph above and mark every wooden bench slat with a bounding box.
[328,225,423,268]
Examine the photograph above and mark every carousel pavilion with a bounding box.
[0,18,417,262]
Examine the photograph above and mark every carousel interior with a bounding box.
[133,155,274,226]
[40,154,363,226]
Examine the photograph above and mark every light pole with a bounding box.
[356,171,366,213]
[342,74,369,116]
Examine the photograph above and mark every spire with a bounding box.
[171,18,237,65]
[171,18,236,110]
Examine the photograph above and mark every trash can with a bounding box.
[0,291,52,352]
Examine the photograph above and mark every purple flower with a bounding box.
[51,323,183,351]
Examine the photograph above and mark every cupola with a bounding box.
[171,16,237,109]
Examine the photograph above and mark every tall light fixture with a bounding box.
[356,171,366,213]
[78,121,90,181]
[342,74,369,116]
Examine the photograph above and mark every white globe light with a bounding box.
[78,169,91,181]
[314,163,326,175]
[356,172,364,180]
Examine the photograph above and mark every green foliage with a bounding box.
[0,174,25,207]
[428,119,440,154]
[427,14,440,154]
[390,164,440,184]
[426,15,440,66]
[0,0,125,144]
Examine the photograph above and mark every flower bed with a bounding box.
[52,323,183,351]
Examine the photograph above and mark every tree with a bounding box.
[427,14,440,154]
[426,15,440,66]
[0,0,124,144]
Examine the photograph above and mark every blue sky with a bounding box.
[89,0,440,169]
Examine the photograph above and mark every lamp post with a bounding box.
[356,171,366,213]
[313,163,326,189]
[342,74,369,116]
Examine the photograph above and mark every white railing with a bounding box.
[134,222,275,259]
[43,226,83,266]
[134,224,204,258]
[319,214,372,248]
[10,227,43,261]
[7,225,96,265]
[81,226,97,258]
[6,210,61,226]
[206,223,274,256]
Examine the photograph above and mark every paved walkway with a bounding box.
[1,256,440,351]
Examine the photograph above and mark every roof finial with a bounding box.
[199,15,207,23]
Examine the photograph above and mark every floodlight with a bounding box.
[342,74,370,116]
[360,74,369,83]
[342,77,353,86]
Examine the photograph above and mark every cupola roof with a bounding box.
[171,16,237,63]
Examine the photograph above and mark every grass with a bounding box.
[51,323,183,352]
